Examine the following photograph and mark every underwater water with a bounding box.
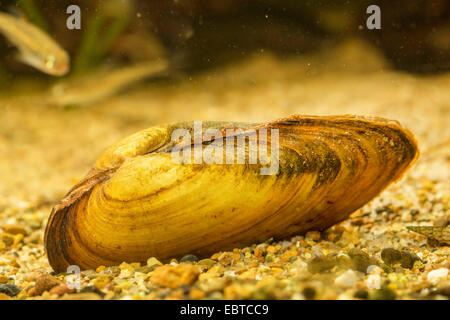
[0,0,448,301]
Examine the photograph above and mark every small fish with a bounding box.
[49,59,168,107]
[0,11,69,76]
[407,226,450,245]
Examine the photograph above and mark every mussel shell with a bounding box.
[45,115,418,272]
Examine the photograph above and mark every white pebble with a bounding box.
[427,268,449,285]
[291,292,304,300]
[335,270,358,288]
[401,211,412,222]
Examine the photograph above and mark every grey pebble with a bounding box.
[399,251,420,269]
[79,285,105,297]
[371,287,396,300]
[381,248,419,269]
[0,283,21,297]
[180,254,199,263]
[347,248,373,273]
[135,265,157,273]
[307,255,336,273]
[381,248,402,265]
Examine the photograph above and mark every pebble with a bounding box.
[253,248,264,258]
[427,268,449,285]
[280,250,297,262]
[119,262,135,277]
[95,265,106,273]
[146,257,163,267]
[381,248,419,269]
[347,248,373,273]
[80,285,106,297]
[336,253,353,269]
[381,263,393,274]
[371,287,396,300]
[33,274,63,296]
[198,259,216,267]
[433,215,449,227]
[180,254,199,263]
[150,264,201,288]
[189,287,206,299]
[381,248,402,265]
[1,223,27,235]
[218,252,234,266]
[0,275,8,283]
[434,286,450,298]
[302,287,316,300]
[307,255,336,273]
[59,292,101,300]
[399,251,420,269]
[0,284,21,297]
[135,265,156,274]
[305,231,321,241]
[266,245,278,253]
[210,252,221,260]
[49,284,76,296]
[1,233,14,247]
[334,270,358,288]
[353,289,369,299]
[93,275,111,289]
[264,253,275,263]
[0,293,11,300]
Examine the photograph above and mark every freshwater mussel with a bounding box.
[45,115,418,272]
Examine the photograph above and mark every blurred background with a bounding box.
[1,0,449,81]
[0,0,449,205]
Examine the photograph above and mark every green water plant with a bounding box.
[72,12,129,75]
[16,0,48,31]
